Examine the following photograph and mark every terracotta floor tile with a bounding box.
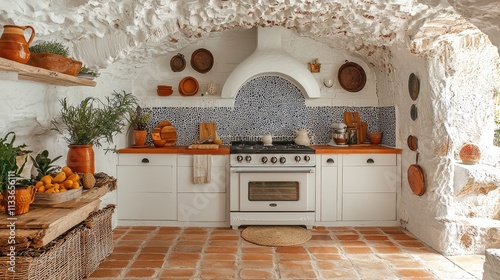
[279,260,314,270]
[242,253,274,261]
[201,260,236,269]
[373,246,404,254]
[200,269,237,279]
[396,268,435,278]
[239,260,275,269]
[308,246,339,254]
[343,246,374,254]
[98,260,130,269]
[276,246,308,253]
[106,253,135,261]
[160,268,197,277]
[101,226,481,279]
[131,260,164,268]
[89,268,123,278]
[278,253,311,261]
[279,269,318,279]
[132,226,158,231]
[335,234,360,240]
[205,246,238,254]
[137,253,166,261]
[240,268,277,279]
[125,268,157,278]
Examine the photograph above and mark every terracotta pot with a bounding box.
[368,132,382,145]
[65,59,83,76]
[67,145,95,174]
[134,130,147,146]
[0,25,35,64]
[27,53,75,73]
[459,143,481,164]
[2,185,36,215]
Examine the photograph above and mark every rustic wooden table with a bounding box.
[0,185,111,252]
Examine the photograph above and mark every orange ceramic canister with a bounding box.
[0,25,36,64]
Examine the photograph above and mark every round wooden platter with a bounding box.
[154,120,177,146]
[338,61,366,92]
[408,164,425,196]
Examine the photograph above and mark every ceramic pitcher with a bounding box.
[0,25,36,64]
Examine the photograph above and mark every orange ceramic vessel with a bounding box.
[2,186,36,215]
[0,25,35,64]
[67,145,95,174]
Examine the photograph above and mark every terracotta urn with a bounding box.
[67,145,95,174]
[0,25,36,64]
[133,130,147,146]
[459,143,481,164]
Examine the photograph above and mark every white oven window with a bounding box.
[248,181,299,201]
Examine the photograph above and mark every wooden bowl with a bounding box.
[153,139,167,147]
[178,76,199,96]
[368,132,382,144]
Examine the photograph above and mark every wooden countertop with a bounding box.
[0,185,111,252]
[118,145,230,155]
[119,144,400,154]
[313,144,402,154]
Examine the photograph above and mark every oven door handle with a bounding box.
[231,168,315,174]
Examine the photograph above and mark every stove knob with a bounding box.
[294,155,301,162]
[304,155,311,162]
[271,156,278,164]
[245,155,252,162]
[261,156,268,164]
[280,156,286,164]
[236,155,243,162]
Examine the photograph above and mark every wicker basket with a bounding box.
[80,205,115,277]
[0,227,82,280]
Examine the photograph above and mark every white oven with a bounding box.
[231,167,315,212]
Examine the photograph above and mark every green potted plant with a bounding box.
[127,106,151,146]
[52,91,137,174]
[27,40,82,76]
[0,132,35,215]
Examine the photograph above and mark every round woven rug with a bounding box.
[241,225,312,247]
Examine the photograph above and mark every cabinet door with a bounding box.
[117,165,176,193]
[343,166,397,193]
[342,193,396,221]
[320,155,338,221]
[177,155,227,192]
[178,193,226,222]
[118,192,177,220]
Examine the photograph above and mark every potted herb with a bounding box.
[52,91,137,174]
[127,106,151,146]
[27,40,82,76]
[0,132,35,215]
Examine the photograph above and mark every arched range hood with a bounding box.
[221,26,321,99]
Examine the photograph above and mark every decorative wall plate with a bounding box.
[407,135,418,151]
[337,61,366,92]
[191,48,214,73]
[170,53,186,72]
[410,104,418,121]
[408,73,420,101]
[179,76,199,96]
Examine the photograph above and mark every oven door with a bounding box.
[235,167,315,212]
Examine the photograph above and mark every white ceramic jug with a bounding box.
[294,129,310,146]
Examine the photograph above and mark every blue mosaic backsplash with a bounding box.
[145,76,396,147]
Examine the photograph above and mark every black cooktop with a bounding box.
[230,141,315,154]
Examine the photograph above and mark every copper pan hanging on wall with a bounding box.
[338,61,366,92]
[408,153,426,196]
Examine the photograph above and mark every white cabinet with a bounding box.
[117,154,177,221]
[341,154,397,221]
[319,155,338,221]
[177,155,228,222]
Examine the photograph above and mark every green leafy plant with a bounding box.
[78,66,100,77]
[0,132,30,192]
[31,150,62,181]
[127,106,150,131]
[29,40,69,57]
[52,91,138,148]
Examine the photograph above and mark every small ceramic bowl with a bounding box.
[368,132,382,144]
[157,88,173,96]
[153,139,168,147]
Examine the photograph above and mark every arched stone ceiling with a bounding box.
[0,0,498,73]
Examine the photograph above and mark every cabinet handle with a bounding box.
[367,158,374,163]
[326,158,335,163]
[141,158,150,163]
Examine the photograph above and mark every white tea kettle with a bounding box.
[294,129,310,146]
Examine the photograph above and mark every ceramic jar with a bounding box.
[0,25,36,64]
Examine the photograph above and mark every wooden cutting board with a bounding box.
[199,122,217,142]
[155,120,177,146]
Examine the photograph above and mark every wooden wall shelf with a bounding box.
[0,57,96,87]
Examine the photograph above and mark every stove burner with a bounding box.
[230,141,315,154]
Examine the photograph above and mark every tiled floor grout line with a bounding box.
[120,227,160,279]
